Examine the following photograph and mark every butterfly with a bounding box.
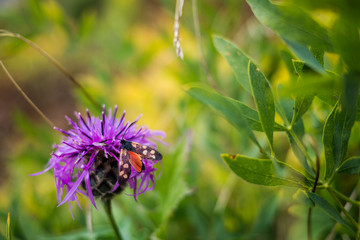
[118,121,162,184]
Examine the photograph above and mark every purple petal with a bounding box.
[58,170,87,207]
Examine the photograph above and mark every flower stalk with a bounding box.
[103,200,123,240]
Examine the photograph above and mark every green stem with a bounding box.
[103,200,123,240]
[307,155,320,240]
[307,207,312,240]
[331,188,360,206]
[327,188,359,231]
[274,98,290,127]
[273,97,315,174]
[287,127,315,170]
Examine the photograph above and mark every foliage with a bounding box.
[0,0,360,239]
[185,0,360,239]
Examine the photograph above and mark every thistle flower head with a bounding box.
[32,105,165,216]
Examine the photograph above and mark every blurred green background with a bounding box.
[0,0,349,239]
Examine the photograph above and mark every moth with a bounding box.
[118,122,162,184]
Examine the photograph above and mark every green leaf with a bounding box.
[6,213,11,240]
[310,47,324,67]
[287,0,360,28]
[291,60,315,125]
[292,60,305,76]
[248,61,275,151]
[279,72,341,100]
[288,120,314,176]
[185,83,286,134]
[283,38,326,74]
[337,157,360,174]
[185,83,262,147]
[246,0,332,51]
[243,194,279,239]
[280,50,296,75]
[151,132,191,238]
[333,102,357,167]
[324,75,359,179]
[222,154,313,188]
[229,97,285,132]
[307,191,351,230]
[323,102,337,179]
[332,18,360,71]
[333,75,358,168]
[213,35,251,93]
[293,189,315,207]
[277,89,313,175]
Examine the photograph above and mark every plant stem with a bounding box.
[307,155,320,240]
[287,127,315,171]
[325,185,359,240]
[307,207,312,240]
[327,188,359,231]
[86,202,94,239]
[331,188,360,206]
[103,200,123,240]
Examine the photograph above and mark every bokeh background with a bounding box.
[0,0,342,239]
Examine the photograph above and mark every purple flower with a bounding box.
[32,105,165,216]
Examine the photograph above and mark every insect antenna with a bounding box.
[98,120,137,144]
[120,119,139,140]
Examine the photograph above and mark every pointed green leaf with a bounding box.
[293,189,315,207]
[309,47,324,67]
[288,120,314,176]
[323,103,337,179]
[292,60,305,76]
[333,74,359,164]
[185,83,286,133]
[246,0,332,51]
[283,38,325,74]
[278,90,313,175]
[291,60,315,124]
[222,154,313,188]
[280,50,296,75]
[185,83,261,147]
[287,0,360,28]
[332,18,360,71]
[248,61,275,150]
[333,107,356,168]
[229,97,285,132]
[213,35,251,93]
[337,157,360,174]
[307,191,351,230]
[324,75,358,179]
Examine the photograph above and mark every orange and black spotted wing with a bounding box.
[128,151,144,173]
[131,142,163,161]
[118,148,132,184]
[119,139,162,184]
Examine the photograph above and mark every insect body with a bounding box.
[118,138,162,184]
